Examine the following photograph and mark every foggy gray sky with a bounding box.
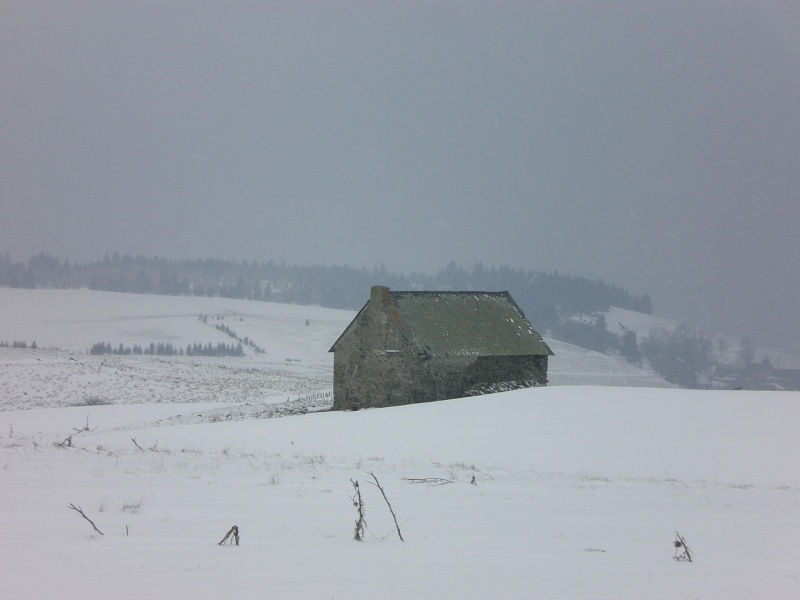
[2,1,799,353]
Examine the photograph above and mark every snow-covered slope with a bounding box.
[0,287,350,374]
[1,386,798,599]
[1,289,798,599]
[547,338,671,387]
[0,288,672,401]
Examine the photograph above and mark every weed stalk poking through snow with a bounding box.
[673,531,692,562]
[67,503,104,535]
[367,471,404,542]
[350,479,366,541]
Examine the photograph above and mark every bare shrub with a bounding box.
[401,476,453,487]
[673,531,693,562]
[122,498,143,513]
[367,471,404,542]
[77,396,111,406]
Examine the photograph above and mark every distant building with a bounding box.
[329,285,553,410]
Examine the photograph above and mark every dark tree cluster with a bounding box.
[185,342,245,357]
[213,323,265,354]
[639,325,714,388]
[618,329,643,366]
[90,341,181,356]
[89,341,245,357]
[553,313,618,354]
[1,340,38,349]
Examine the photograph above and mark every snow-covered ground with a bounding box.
[0,288,673,402]
[1,289,798,598]
[0,287,349,375]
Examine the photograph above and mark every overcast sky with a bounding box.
[1,1,798,353]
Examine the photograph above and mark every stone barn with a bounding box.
[329,285,553,410]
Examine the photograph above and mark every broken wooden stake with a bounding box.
[73,415,95,433]
[218,525,240,546]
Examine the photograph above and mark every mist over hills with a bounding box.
[0,252,652,335]
[3,2,798,374]
[3,252,798,390]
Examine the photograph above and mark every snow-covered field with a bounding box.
[0,288,672,408]
[1,289,798,598]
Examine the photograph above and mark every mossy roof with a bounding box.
[388,291,553,359]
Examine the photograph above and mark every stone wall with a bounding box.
[419,355,548,402]
[332,294,415,410]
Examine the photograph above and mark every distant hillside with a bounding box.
[2,286,796,391]
[0,288,671,393]
[0,253,652,335]
[5,255,797,389]
[604,306,800,390]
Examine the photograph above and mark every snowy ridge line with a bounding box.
[276,359,334,377]
[110,391,334,431]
